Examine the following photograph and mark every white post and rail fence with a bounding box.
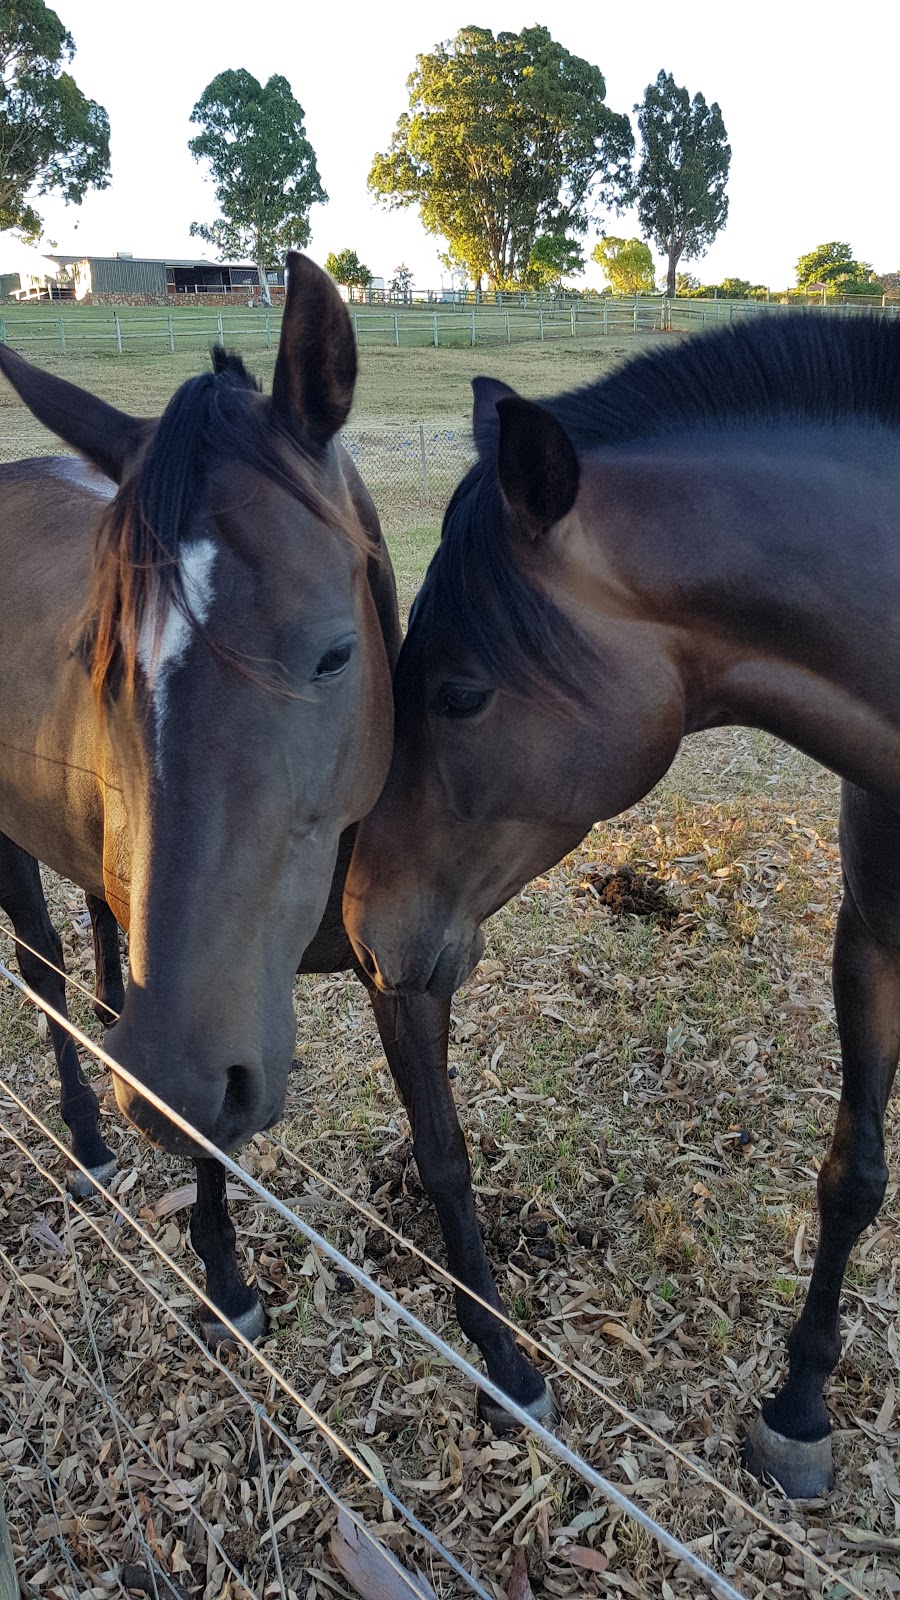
[0,293,898,359]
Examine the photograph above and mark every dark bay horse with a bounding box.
[0,257,552,1425]
[346,314,900,1495]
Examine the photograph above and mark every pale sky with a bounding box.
[33,0,899,293]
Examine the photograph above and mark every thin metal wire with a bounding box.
[62,1191,163,1600]
[0,1092,494,1600]
[0,1247,254,1599]
[0,944,868,1599]
[0,962,756,1600]
[0,919,843,1573]
[0,918,118,1018]
[268,1129,830,1550]
[253,1411,287,1600]
[0,1384,129,1596]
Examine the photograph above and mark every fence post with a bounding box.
[58,316,66,354]
[217,312,225,347]
[265,310,272,348]
[393,312,399,346]
[633,299,638,334]
[470,309,476,347]
[0,317,6,346]
[505,310,510,344]
[603,300,609,337]
[433,312,438,348]
[167,313,175,353]
[539,308,544,341]
[571,307,576,337]
[418,422,430,504]
[352,313,359,342]
[114,313,122,354]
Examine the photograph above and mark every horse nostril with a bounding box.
[217,1064,257,1133]
[356,942,380,982]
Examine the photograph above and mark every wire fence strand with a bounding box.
[0,952,875,1600]
[0,1094,495,1600]
[0,917,873,1598]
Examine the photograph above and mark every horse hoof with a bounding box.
[67,1157,118,1199]
[201,1298,268,1349]
[743,1413,834,1498]
[479,1379,560,1435]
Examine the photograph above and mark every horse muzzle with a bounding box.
[108,1037,281,1157]
[352,926,485,998]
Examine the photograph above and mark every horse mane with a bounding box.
[83,348,360,701]
[418,314,900,704]
[547,311,900,447]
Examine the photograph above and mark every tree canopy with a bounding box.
[592,236,655,295]
[676,272,768,299]
[368,25,633,288]
[189,69,326,305]
[324,247,372,287]
[795,241,879,296]
[526,234,585,290]
[634,70,730,297]
[0,0,110,240]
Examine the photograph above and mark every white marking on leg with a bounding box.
[137,539,216,766]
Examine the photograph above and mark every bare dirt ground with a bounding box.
[1,337,898,1599]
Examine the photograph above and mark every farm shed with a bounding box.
[46,253,287,303]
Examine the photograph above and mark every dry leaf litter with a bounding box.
[0,729,898,1599]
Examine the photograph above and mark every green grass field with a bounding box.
[0,327,654,609]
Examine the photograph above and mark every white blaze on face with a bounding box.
[137,539,216,763]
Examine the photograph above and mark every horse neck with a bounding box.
[575,425,891,663]
[565,423,900,795]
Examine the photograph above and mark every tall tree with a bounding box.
[189,70,326,306]
[368,25,633,288]
[795,241,878,296]
[634,70,730,297]
[0,0,110,241]
[592,235,656,295]
[525,234,585,291]
[324,247,372,288]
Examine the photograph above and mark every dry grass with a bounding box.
[1,731,899,1599]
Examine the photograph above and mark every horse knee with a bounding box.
[818,1145,888,1236]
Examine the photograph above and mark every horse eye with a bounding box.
[314,642,353,679]
[433,683,490,718]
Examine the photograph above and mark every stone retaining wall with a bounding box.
[78,290,286,308]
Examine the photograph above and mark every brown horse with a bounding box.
[0,254,396,1335]
[0,258,553,1423]
[346,314,900,1495]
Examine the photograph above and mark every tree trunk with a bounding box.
[666,247,679,298]
[257,258,272,307]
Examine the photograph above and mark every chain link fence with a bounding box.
[340,423,476,535]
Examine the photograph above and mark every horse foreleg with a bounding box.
[745,877,900,1496]
[189,1157,267,1345]
[0,834,116,1193]
[85,893,125,1028]
[365,984,556,1428]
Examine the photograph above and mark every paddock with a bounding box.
[0,332,898,1599]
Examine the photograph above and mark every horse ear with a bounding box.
[0,345,149,483]
[271,252,357,446]
[495,396,579,538]
[471,375,518,457]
